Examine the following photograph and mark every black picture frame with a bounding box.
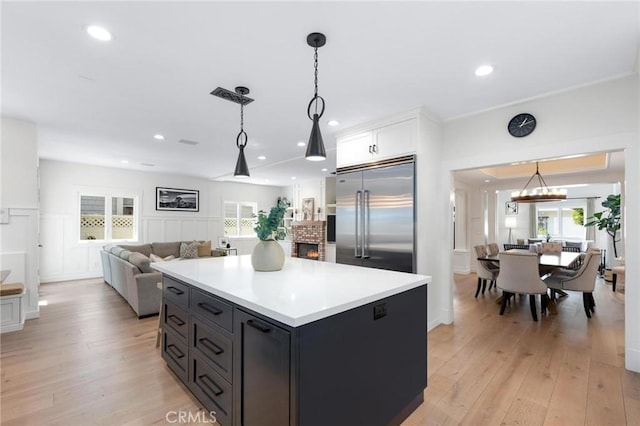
[505,201,518,216]
[156,187,199,212]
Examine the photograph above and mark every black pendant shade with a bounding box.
[234,145,250,178]
[306,113,326,161]
[305,32,327,162]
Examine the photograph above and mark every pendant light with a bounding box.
[233,86,250,178]
[510,162,567,203]
[305,32,327,161]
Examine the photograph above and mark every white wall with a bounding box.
[0,118,40,319]
[442,74,640,372]
[39,160,286,282]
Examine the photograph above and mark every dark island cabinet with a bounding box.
[234,310,290,426]
[161,275,427,426]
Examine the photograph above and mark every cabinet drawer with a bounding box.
[164,300,189,340]
[192,317,233,383]
[163,276,189,308]
[191,288,233,333]
[190,353,232,426]
[162,328,188,382]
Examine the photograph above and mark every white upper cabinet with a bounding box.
[336,118,416,168]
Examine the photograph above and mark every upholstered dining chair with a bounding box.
[544,249,601,318]
[497,251,549,321]
[487,243,500,256]
[474,245,499,297]
[540,242,562,253]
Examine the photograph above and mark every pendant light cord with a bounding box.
[313,47,319,114]
[237,92,247,148]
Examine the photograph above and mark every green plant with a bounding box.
[254,201,288,241]
[572,208,584,226]
[585,194,621,257]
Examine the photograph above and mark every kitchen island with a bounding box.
[153,255,430,426]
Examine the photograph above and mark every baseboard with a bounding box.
[626,347,640,373]
[0,322,24,333]
[452,267,471,274]
[25,310,40,320]
[40,272,103,283]
[427,318,441,332]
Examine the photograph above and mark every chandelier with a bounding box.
[510,162,567,203]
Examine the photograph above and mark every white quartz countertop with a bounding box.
[152,255,430,327]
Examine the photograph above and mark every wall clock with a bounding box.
[505,201,518,215]
[508,113,536,137]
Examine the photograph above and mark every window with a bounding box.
[224,201,257,237]
[536,202,586,239]
[79,194,138,242]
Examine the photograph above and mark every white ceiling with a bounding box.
[2,2,638,186]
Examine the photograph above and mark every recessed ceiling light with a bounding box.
[120,160,129,164]
[321,168,328,172]
[86,25,112,42]
[484,179,491,183]
[257,155,266,160]
[327,120,340,126]
[475,65,494,77]
[291,177,297,180]
[297,141,306,147]
[153,134,165,140]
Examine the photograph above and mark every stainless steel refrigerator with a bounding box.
[336,156,415,273]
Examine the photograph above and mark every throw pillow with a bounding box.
[180,241,199,259]
[150,253,177,262]
[198,240,212,257]
[119,249,132,260]
[128,252,153,273]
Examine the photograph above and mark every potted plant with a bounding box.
[251,201,288,271]
[585,193,621,258]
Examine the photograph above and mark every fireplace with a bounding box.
[297,243,319,260]
[291,221,326,261]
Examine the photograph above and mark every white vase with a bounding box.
[251,240,285,272]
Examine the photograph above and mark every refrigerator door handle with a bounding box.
[363,189,370,259]
[355,190,362,258]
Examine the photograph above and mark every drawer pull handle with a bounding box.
[167,344,185,359]
[168,314,185,326]
[197,302,223,316]
[199,337,224,355]
[167,286,184,296]
[247,319,271,333]
[199,374,224,396]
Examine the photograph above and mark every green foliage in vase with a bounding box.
[572,208,584,226]
[254,201,288,241]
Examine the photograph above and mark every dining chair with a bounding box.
[497,251,548,321]
[487,243,499,255]
[544,249,601,318]
[541,242,562,253]
[474,245,499,297]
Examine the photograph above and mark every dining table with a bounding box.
[478,249,581,269]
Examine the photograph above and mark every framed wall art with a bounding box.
[156,187,199,212]
[505,201,518,216]
[302,198,314,221]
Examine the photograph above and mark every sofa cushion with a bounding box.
[150,253,176,262]
[180,241,199,259]
[119,249,132,260]
[198,240,212,257]
[152,242,181,258]
[129,252,154,273]
[110,246,126,257]
[119,243,153,257]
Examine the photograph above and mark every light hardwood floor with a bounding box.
[1,274,638,425]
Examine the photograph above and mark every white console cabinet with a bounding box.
[336,118,416,168]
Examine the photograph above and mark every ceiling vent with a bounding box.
[210,87,254,105]
[178,139,199,146]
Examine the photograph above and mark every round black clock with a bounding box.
[508,113,536,137]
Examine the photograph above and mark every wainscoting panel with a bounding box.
[164,220,182,241]
[145,219,166,243]
[180,221,197,241]
[452,249,471,274]
[40,214,65,276]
